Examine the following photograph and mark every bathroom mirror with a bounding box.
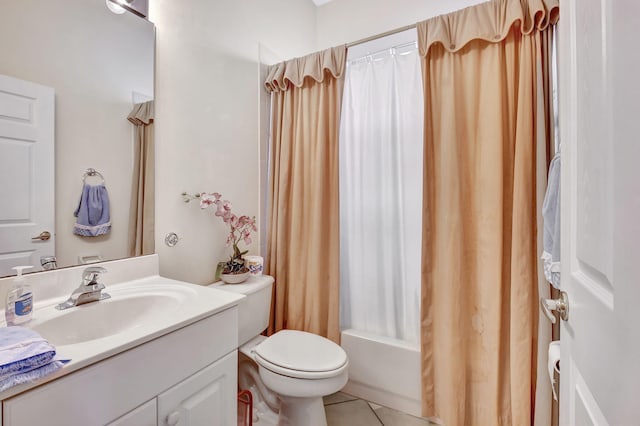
[0,0,155,277]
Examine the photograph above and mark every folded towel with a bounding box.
[0,327,56,379]
[0,360,66,392]
[0,327,68,391]
[73,183,111,237]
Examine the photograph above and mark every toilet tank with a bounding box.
[210,275,274,346]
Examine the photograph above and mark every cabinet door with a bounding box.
[108,399,157,426]
[158,351,237,426]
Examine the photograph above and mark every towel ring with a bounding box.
[83,168,105,184]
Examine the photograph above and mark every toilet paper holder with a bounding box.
[540,291,569,324]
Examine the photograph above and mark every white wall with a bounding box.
[0,0,154,270]
[149,0,495,285]
[316,0,487,49]
[150,0,317,284]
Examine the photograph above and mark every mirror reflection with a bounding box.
[0,0,155,277]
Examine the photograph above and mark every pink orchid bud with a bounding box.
[199,193,216,209]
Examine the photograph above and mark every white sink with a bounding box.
[31,286,191,346]
[21,277,243,370]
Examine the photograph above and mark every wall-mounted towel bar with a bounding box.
[83,168,105,184]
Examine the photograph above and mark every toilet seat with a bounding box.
[254,330,348,380]
[254,353,348,379]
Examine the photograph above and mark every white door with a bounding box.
[558,1,640,425]
[0,74,54,276]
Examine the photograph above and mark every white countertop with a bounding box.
[0,274,244,401]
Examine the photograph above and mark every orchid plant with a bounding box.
[182,192,257,274]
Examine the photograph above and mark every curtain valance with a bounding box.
[417,0,559,57]
[265,46,346,93]
[127,100,154,126]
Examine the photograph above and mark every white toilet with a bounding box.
[211,275,348,426]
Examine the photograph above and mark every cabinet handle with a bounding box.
[166,411,180,426]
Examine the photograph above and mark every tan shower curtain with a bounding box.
[418,1,558,425]
[127,100,155,257]
[264,46,346,343]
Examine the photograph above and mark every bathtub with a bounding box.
[340,329,421,417]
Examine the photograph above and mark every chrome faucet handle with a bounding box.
[55,266,110,310]
[82,266,108,285]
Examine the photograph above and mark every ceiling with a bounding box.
[311,0,334,6]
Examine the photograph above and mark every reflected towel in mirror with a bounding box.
[73,183,111,237]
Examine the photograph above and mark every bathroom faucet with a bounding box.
[55,266,111,310]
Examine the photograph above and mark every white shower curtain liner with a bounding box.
[339,44,424,345]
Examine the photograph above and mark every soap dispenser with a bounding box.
[5,266,34,326]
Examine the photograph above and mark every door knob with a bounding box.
[540,291,569,324]
[31,231,51,241]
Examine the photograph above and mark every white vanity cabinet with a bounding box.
[110,352,237,426]
[109,399,157,426]
[157,351,236,426]
[1,307,239,426]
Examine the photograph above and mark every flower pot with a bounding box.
[220,271,250,284]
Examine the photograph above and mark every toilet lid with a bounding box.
[254,330,348,376]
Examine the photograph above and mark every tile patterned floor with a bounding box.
[324,392,432,426]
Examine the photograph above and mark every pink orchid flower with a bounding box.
[183,191,258,271]
[199,192,217,208]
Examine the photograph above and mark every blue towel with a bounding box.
[0,327,56,377]
[0,327,67,391]
[73,183,111,236]
[0,360,66,392]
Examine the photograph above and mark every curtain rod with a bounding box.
[346,23,417,48]
[348,40,418,63]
